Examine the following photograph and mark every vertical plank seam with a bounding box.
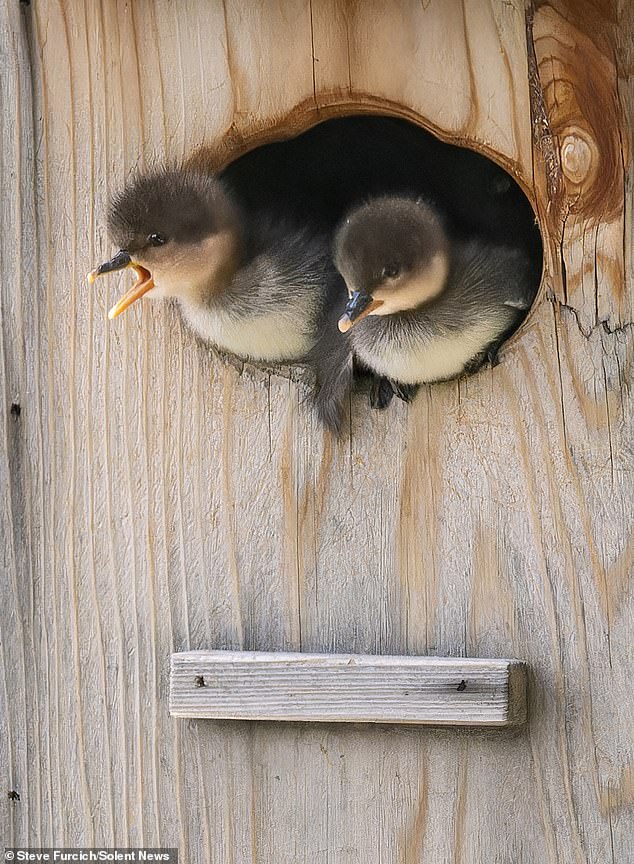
[99,0,134,840]
[81,0,117,839]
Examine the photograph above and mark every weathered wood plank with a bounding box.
[170,651,527,725]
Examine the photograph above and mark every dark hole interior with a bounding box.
[221,115,543,290]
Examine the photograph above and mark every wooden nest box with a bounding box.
[2,1,633,862]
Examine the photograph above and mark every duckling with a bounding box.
[312,195,537,430]
[89,166,342,364]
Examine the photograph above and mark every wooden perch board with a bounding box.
[170,651,527,726]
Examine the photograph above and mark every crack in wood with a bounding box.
[549,295,634,339]
[525,4,563,211]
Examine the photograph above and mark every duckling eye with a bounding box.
[148,233,166,247]
[382,263,400,280]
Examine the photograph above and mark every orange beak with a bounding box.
[338,291,384,333]
[106,265,154,319]
[88,251,155,319]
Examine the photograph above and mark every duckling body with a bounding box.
[311,195,537,431]
[175,218,335,362]
[91,167,340,364]
[349,240,532,385]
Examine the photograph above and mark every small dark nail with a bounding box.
[10,403,21,417]
[194,675,206,688]
[457,680,467,692]
[8,790,20,801]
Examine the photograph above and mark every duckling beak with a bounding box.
[338,290,384,332]
[106,265,155,319]
[88,249,132,279]
[88,250,155,319]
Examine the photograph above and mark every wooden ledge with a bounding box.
[170,651,527,727]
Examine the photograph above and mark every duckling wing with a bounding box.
[306,272,355,434]
[504,296,532,310]
[310,343,355,434]
[450,242,538,317]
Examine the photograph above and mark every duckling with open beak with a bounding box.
[311,195,537,429]
[89,166,340,364]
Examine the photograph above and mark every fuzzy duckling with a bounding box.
[312,195,537,430]
[89,166,341,363]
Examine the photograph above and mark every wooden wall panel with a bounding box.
[1,1,632,862]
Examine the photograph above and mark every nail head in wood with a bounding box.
[170,651,527,727]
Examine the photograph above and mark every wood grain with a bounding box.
[1,0,632,862]
[170,651,527,725]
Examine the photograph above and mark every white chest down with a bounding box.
[353,318,508,385]
[179,301,314,362]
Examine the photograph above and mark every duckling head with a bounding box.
[89,167,241,319]
[334,195,450,332]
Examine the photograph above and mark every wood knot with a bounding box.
[560,129,597,187]
[531,6,623,221]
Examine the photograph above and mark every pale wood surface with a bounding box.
[1,1,633,862]
[170,651,527,725]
